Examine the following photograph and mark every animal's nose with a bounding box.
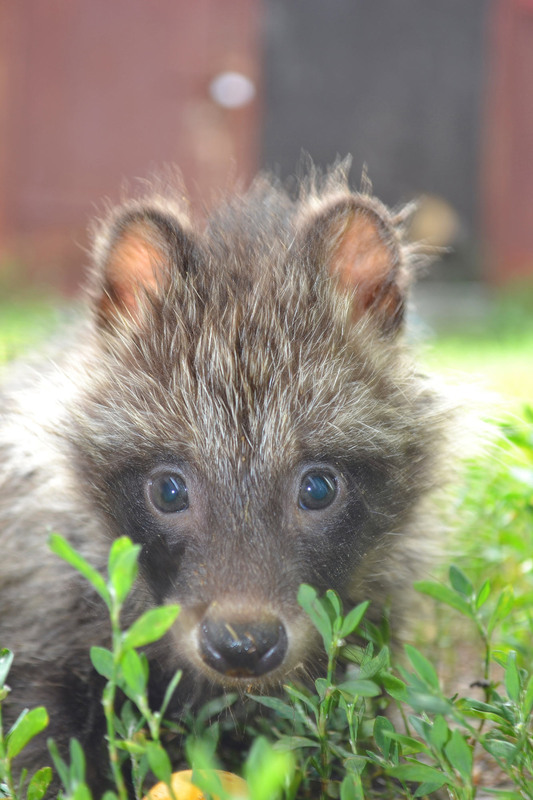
[199,613,288,678]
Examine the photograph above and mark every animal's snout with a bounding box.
[199,610,288,678]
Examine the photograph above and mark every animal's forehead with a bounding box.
[92,214,404,475]
[148,327,386,479]
[151,248,352,407]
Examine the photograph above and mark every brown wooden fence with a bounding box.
[0,0,261,294]
[482,0,533,283]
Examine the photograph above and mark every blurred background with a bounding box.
[0,0,532,401]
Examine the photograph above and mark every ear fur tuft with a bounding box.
[90,202,193,328]
[300,192,411,335]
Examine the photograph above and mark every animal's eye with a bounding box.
[298,472,337,510]
[149,474,189,513]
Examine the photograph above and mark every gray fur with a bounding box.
[0,164,455,790]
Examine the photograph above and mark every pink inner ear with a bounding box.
[330,210,401,323]
[101,226,164,319]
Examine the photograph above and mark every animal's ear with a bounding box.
[91,205,194,328]
[303,195,410,335]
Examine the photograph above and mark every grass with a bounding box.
[0,288,532,799]
[425,334,533,409]
[422,284,533,406]
[0,298,62,364]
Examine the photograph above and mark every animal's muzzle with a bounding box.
[199,612,288,678]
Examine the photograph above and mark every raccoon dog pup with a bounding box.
[0,164,451,790]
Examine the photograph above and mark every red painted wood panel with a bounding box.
[0,0,261,292]
[482,0,533,283]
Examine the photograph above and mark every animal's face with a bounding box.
[101,446,390,686]
[70,170,442,688]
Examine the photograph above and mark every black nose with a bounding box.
[199,614,288,678]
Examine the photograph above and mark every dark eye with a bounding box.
[298,472,337,510]
[149,474,189,513]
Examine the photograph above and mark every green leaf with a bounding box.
[345,755,368,776]
[108,537,140,605]
[146,742,172,786]
[475,579,491,610]
[384,732,430,756]
[336,679,380,698]
[488,587,514,636]
[357,646,389,679]
[483,738,518,766]
[26,767,53,800]
[274,735,317,751]
[247,695,297,720]
[193,692,237,727]
[405,691,451,716]
[115,739,147,755]
[380,673,407,702]
[326,589,342,619]
[0,648,14,686]
[429,715,449,753]
[7,708,49,759]
[297,583,318,609]
[90,646,114,680]
[160,668,183,718]
[314,677,330,701]
[387,762,449,783]
[413,780,447,797]
[456,698,508,724]
[284,684,319,713]
[69,738,86,783]
[297,584,333,650]
[244,737,294,800]
[524,673,533,717]
[186,733,219,773]
[341,644,367,664]
[449,565,473,597]
[444,729,472,781]
[71,785,92,800]
[363,618,389,649]
[190,770,225,800]
[340,772,364,800]
[414,580,472,617]
[121,648,148,700]
[122,605,180,650]
[119,699,144,735]
[47,739,69,789]
[404,645,440,690]
[49,533,110,607]
[108,535,136,575]
[504,651,520,703]
[339,602,369,638]
[409,715,431,743]
[373,716,394,759]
